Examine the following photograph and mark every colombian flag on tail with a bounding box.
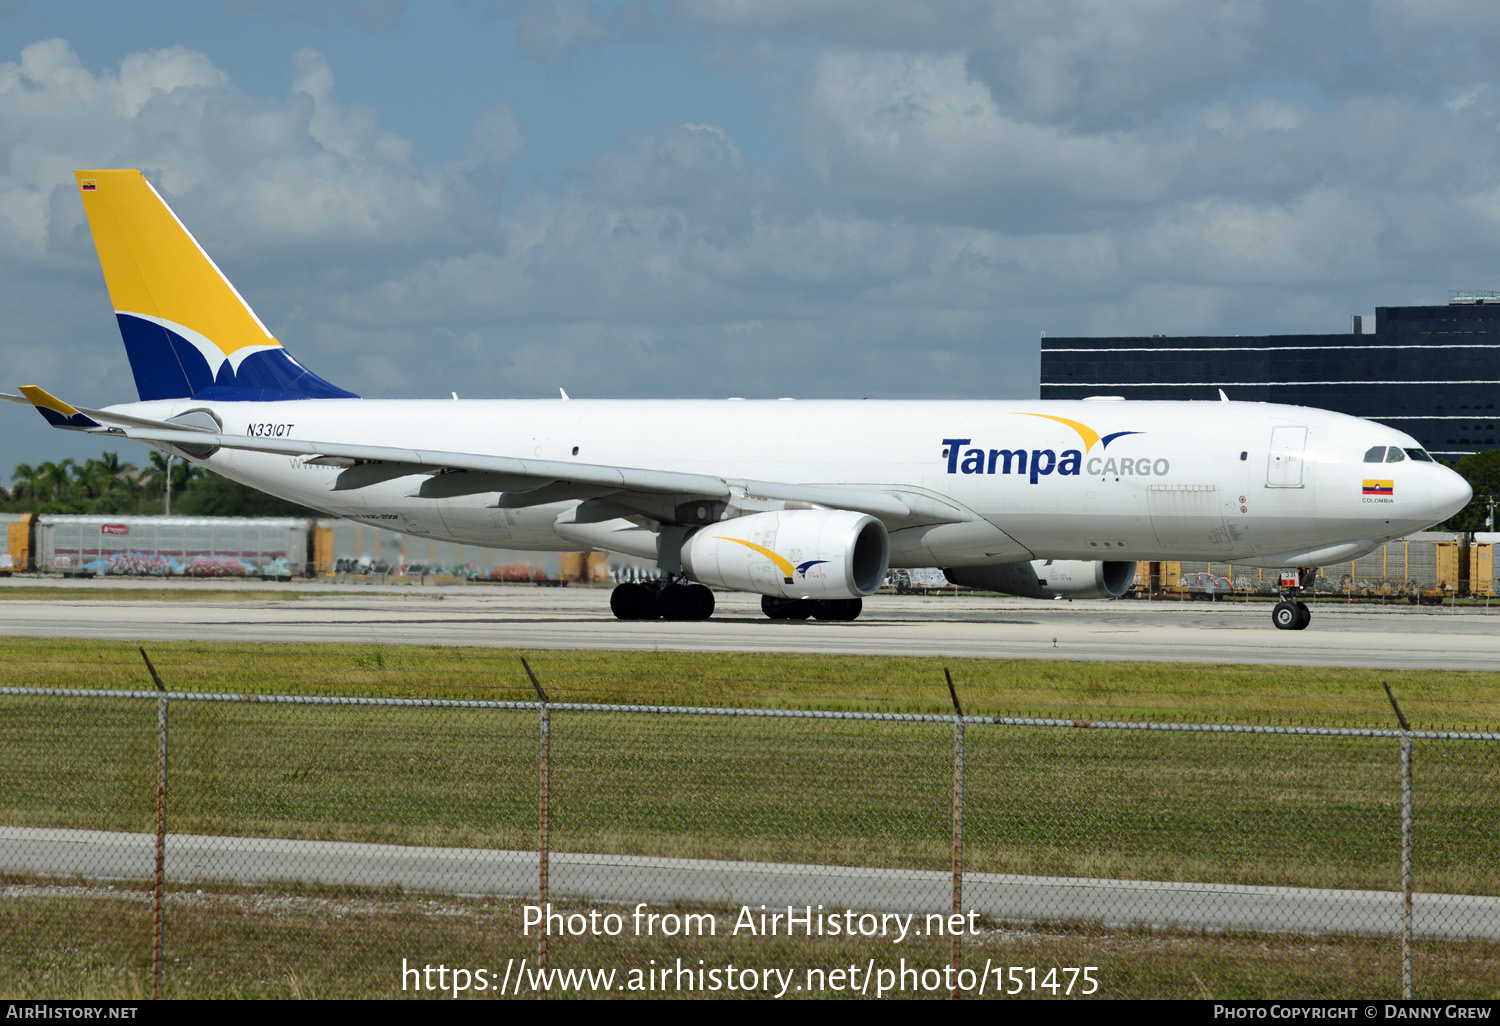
[74,170,355,402]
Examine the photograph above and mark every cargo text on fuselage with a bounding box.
[941,438,1171,484]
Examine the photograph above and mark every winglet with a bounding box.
[17,385,103,429]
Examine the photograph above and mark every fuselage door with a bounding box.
[1266,426,1308,488]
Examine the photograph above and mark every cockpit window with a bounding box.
[1366,444,1434,463]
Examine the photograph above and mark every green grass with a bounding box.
[2,637,1499,730]
[1,637,1496,998]
[1,662,1495,894]
[0,885,1495,1000]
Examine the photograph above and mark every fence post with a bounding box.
[523,658,550,999]
[139,649,168,1002]
[1384,682,1414,1000]
[945,668,964,1000]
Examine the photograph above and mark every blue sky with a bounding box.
[5,1,1500,480]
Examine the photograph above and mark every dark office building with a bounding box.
[1040,300,1500,456]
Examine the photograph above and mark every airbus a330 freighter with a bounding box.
[4,171,1473,630]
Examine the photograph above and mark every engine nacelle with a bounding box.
[944,559,1135,600]
[682,509,889,600]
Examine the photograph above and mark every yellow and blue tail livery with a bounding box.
[17,384,101,429]
[75,170,355,402]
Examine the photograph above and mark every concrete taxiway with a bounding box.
[4,826,1495,941]
[1,578,1498,670]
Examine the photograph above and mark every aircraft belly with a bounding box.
[986,510,1158,561]
[887,518,1031,567]
[433,500,572,548]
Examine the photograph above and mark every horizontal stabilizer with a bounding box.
[17,385,102,430]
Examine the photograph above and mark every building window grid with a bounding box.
[1039,307,1500,453]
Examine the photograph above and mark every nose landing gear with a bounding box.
[1272,568,1314,631]
[1272,599,1310,630]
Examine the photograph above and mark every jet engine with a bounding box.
[681,509,889,600]
[944,559,1135,599]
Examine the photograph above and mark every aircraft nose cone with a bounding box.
[1432,466,1473,521]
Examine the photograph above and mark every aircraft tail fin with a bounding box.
[74,170,357,402]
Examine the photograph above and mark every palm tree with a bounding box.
[72,459,104,499]
[9,462,37,505]
[143,450,201,513]
[94,451,138,489]
[36,459,77,508]
[81,452,139,502]
[143,451,174,511]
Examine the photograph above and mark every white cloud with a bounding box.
[684,0,1269,126]
[1129,189,1381,286]
[0,39,523,272]
[513,0,608,61]
[13,3,1500,483]
[800,49,1181,225]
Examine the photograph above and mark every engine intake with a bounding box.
[944,559,1135,600]
[682,509,889,600]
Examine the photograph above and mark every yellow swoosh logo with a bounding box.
[717,537,796,578]
[1015,413,1101,452]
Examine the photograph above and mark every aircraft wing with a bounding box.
[16,386,970,526]
[106,423,964,526]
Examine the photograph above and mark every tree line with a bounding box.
[3,446,1499,529]
[2,451,318,517]
[1444,449,1500,533]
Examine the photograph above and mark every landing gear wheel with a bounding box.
[812,598,863,621]
[763,596,815,620]
[1295,601,1311,630]
[611,582,645,620]
[685,584,715,621]
[635,588,662,620]
[1272,600,1299,630]
[659,584,690,621]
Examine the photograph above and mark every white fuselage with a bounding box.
[110,397,1471,569]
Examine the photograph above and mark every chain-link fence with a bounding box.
[1,679,1496,1000]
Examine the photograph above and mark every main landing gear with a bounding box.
[1272,567,1314,631]
[610,579,715,621]
[762,596,863,621]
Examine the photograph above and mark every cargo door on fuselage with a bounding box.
[1148,484,1232,550]
[1267,426,1307,488]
